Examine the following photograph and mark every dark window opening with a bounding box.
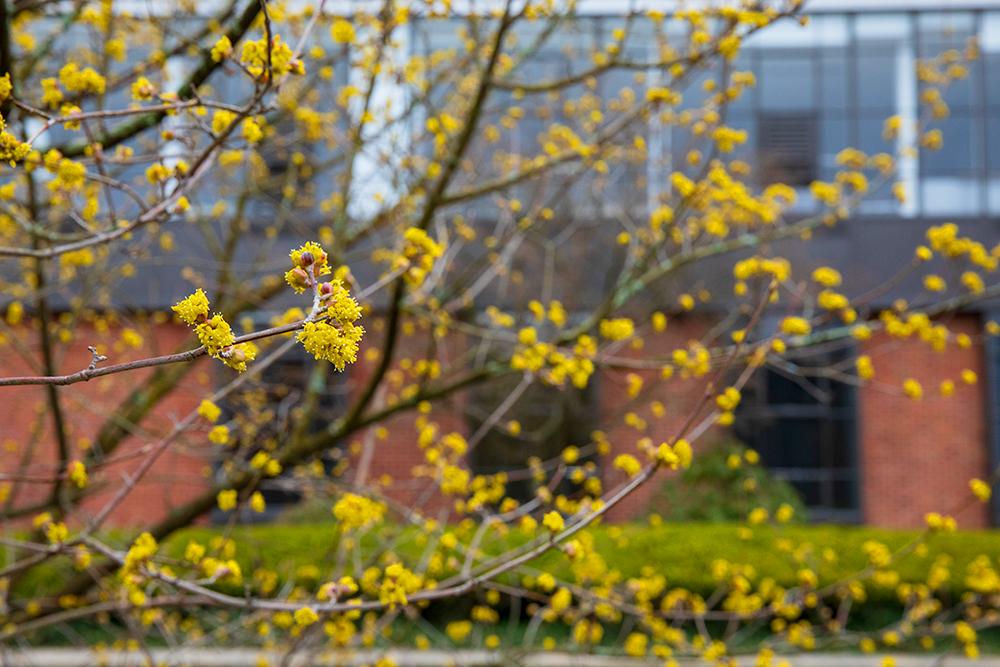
[734,342,860,522]
[986,320,1000,527]
[465,376,599,507]
[757,112,818,187]
[214,348,347,523]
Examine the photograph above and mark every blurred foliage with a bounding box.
[646,439,808,523]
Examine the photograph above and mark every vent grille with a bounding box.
[757,112,818,187]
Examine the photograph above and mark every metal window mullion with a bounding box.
[847,13,859,157]
[974,10,989,214]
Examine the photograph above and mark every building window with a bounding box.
[734,343,860,522]
[214,346,347,522]
[465,376,598,505]
[986,316,1000,526]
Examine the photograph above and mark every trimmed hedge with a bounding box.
[159,520,1000,603]
[9,521,1000,646]
[11,521,1000,606]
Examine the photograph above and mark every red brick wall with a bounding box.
[859,314,991,529]
[0,321,212,527]
[1,313,991,530]
[344,320,468,515]
[599,316,720,522]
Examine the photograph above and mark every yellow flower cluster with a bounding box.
[33,512,68,544]
[598,318,634,341]
[924,512,956,532]
[779,316,811,337]
[378,562,422,609]
[440,463,470,496]
[330,18,356,44]
[715,387,741,425]
[733,256,790,283]
[901,377,924,400]
[211,110,236,135]
[210,36,232,62]
[471,476,511,514]
[122,532,158,578]
[446,620,473,643]
[656,439,693,470]
[296,273,364,371]
[395,227,445,287]
[43,151,87,193]
[812,266,842,287]
[809,180,841,207]
[970,478,992,502]
[197,315,235,356]
[249,451,282,476]
[669,342,712,378]
[294,606,319,626]
[925,223,998,271]
[240,35,304,79]
[510,333,595,389]
[217,489,238,511]
[58,62,106,95]
[332,492,386,531]
[40,78,62,108]
[666,164,794,238]
[712,126,747,153]
[879,309,960,352]
[172,288,209,325]
[284,241,331,292]
[67,460,88,489]
[131,77,156,101]
[0,116,29,166]
[856,355,875,380]
[172,289,257,372]
[208,424,230,445]
[542,511,565,533]
[197,399,221,422]
[613,454,642,477]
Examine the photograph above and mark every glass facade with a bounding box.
[412,8,1000,220]
[739,10,997,217]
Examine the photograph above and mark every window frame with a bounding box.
[734,338,862,523]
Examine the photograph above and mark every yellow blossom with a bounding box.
[198,399,221,423]
[331,18,356,44]
[542,511,565,533]
[294,606,319,626]
[208,425,230,445]
[599,318,634,341]
[172,289,210,325]
[67,460,87,489]
[217,489,238,511]
[970,479,992,502]
[780,316,811,337]
[211,36,232,62]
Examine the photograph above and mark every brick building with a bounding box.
[2,1,1000,530]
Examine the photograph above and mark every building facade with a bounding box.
[2,1,999,529]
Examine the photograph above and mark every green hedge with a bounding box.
[9,520,1000,647]
[11,521,1000,605]
[159,520,1000,604]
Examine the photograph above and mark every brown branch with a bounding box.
[0,319,306,387]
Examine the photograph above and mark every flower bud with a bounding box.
[287,266,310,290]
[298,251,315,268]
